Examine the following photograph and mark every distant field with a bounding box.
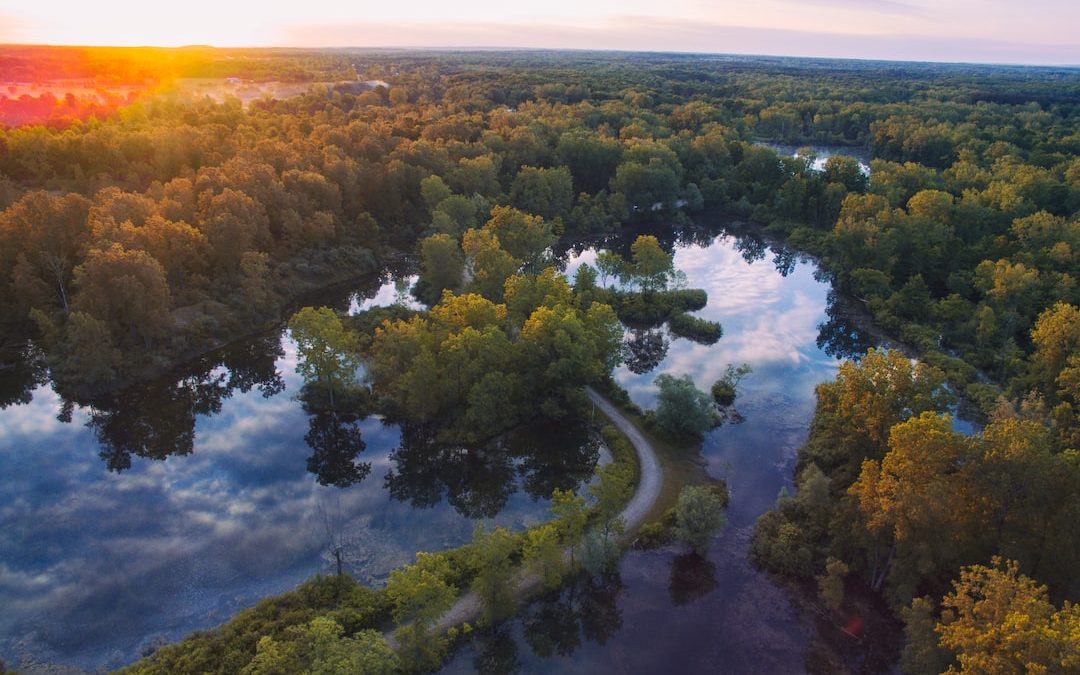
[0,77,387,126]
[0,79,148,126]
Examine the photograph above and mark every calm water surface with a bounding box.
[1,218,879,673]
[443,223,869,674]
[0,274,597,672]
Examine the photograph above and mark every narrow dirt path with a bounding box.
[389,386,664,643]
[584,385,663,532]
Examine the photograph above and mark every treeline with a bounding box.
[0,47,1075,422]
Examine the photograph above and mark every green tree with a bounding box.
[483,206,555,270]
[71,244,172,350]
[629,235,673,293]
[386,552,457,671]
[900,596,952,675]
[470,524,518,625]
[551,488,588,566]
[589,456,634,535]
[595,250,624,288]
[523,523,564,591]
[673,485,726,553]
[817,557,849,612]
[418,233,465,303]
[288,307,361,409]
[241,618,398,675]
[54,311,120,387]
[510,166,574,221]
[0,190,91,313]
[711,363,752,407]
[462,227,519,302]
[556,129,623,194]
[801,348,949,486]
[572,263,598,300]
[653,373,716,439]
[420,174,452,211]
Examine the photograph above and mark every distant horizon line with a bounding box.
[1,42,1078,70]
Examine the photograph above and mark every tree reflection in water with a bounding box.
[622,328,669,374]
[668,552,718,606]
[0,343,48,410]
[471,625,523,675]
[304,411,370,487]
[734,231,769,265]
[521,571,624,659]
[816,290,875,361]
[79,335,285,471]
[385,418,599,519]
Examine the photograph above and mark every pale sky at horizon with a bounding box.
[1,0,1078,65]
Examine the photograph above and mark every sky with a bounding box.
[0,0,1078,65]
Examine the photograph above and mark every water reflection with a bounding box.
[445,223,840,673]
[621,328,669,375]
[386,424,518,519]
[667,553,718,606]
[385,420,600,520]
[0,343,48,409]
[471,625,524,675]
[1,222,883,672]
[304,411,370,488]
[758,143,873,175]
[79,336,287,472]
[816,290,877,361]
[0,270,588,672]
[521,572,625,659]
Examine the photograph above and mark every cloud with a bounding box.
[776,0,921,15]
[0,12,34,42]
[277,15,1079,65]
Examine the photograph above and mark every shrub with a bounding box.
[674,485,727,553]
[669,312,723,344]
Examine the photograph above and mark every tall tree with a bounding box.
[470,524,519,625]
[418,233,465,303]
[2,191,91,313]
[288,306,361,409]
[71,244,172,350]
[629,235,673,293]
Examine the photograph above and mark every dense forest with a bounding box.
[2,47,1079,673]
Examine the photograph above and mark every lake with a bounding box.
[0,218,881,673]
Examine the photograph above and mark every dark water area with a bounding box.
[0,272,601,673]
[443,222,885,674]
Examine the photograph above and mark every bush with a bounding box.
[674,485,727,553]
[604,288,710,328]
[711,380,736,407]
[711,363,751,407]
[653,373,717,439]
[669,312,723,344]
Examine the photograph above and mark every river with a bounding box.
[1,217,884,673]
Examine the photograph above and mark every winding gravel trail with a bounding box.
[388,386,664,644]
[584,385,663,532]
